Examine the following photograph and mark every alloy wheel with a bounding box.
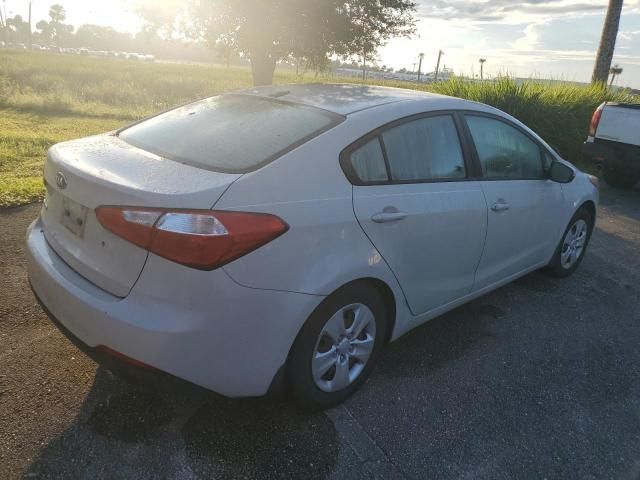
[311,303,377,393]
[561,219,588,269]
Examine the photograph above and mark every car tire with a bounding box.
[287,283,388,410]
[546,207,593,278]
[603,168,637,189]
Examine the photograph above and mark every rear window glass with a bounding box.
[118,95,341,172]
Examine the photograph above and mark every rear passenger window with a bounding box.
[466,115,544,179]
[381,115,466,181]
[349,138,388,182]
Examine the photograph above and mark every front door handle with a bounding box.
[491,202,511,212]
[371,211,408,223]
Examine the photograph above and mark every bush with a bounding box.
[426,77,637,164]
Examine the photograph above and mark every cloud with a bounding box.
[417,1,608,23]
[619,30,640,40]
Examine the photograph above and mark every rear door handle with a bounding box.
[371,211,408,223]
[491,202,510,212]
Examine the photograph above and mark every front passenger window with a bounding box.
[466,115,543,179]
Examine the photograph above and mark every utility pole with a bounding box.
[28,0,32,50]
[434,50,444,82]
[417,52,424,83]
[362,50,366,80]
[0,0,7,44]
[479,58,486,80]
[592,0,624,84]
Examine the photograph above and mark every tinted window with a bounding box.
[350,138,388,182]
[381,115,466,181]
[119,95,339,172]
[466,115,543,179]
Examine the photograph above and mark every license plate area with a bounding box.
[61,196,89,238]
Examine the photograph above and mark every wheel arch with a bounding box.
[579,200,596,226]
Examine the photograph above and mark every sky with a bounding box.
[5,0,640,88]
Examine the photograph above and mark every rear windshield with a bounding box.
[118,95,342,173]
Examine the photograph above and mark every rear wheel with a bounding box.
[287,283,388,410]
[546,207,593,278]
[603,168,637,189]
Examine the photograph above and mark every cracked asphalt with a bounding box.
[1,185,639,479]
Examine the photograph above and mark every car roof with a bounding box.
[235,83,478,116]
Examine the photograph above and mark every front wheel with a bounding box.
[287,283,388,410]
[546,207,593,278]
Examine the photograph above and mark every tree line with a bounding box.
[0,0,628,87]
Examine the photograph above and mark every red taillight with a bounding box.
[589,103,605,137]
[95,207,288,270]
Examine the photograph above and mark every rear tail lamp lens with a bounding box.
[588,103,605,137]
[95,207,288,270]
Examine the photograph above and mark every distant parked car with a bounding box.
[583,102,640,189]
[79,48,89,55]
[143,54,155,62]
[27,84,599,409]
[14,43,27,50]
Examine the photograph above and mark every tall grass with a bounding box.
[0,50,637,206]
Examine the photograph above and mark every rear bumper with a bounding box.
[30,283,193,391]
[583,138,640,176]
[26,218,323,397]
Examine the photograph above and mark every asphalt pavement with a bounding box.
[1,185,639,479]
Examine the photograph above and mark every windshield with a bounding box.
[118,95,342,173]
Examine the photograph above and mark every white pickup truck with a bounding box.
[583,102,640,189]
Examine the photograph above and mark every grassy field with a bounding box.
[0,50,637,206]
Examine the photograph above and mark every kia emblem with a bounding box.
[55,172,68,190]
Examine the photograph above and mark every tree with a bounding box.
[49,4,65,24]
[592,0,624,84]
[6,15,30,43]
[479,58,486,80]
[609,64,623,86]
[138,0,416,86]
[35,4,73,46]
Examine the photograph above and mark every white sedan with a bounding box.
[26,84,599,409]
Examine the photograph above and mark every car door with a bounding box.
[346,113,488,316]
[463,114,564,290]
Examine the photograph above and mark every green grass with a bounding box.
[0,50,637,206]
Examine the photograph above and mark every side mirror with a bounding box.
[548,161,575,183]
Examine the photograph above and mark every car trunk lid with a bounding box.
[41,134,241,297]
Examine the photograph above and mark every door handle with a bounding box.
[371,211,408,223]
[491,202,510,212]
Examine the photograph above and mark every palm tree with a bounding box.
[48,4,67,47]
[609,64,623,86]
[592,0,624,84]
